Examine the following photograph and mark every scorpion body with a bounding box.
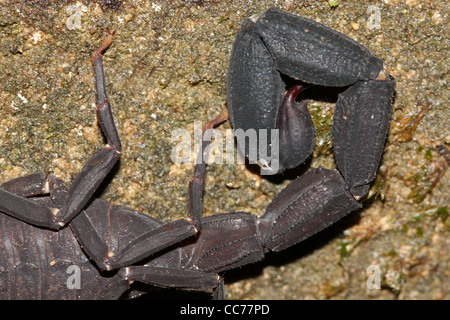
[0,8,395,299]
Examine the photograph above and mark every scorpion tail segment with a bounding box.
[253,7,384,87]
[259,168,361,252]
[275,84,315,171]
[227,17,285,166]
[180,213,265,273]
[333,77,396,199]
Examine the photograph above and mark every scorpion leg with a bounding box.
[95,112,230,270]
[133,212,264,299]
[97,112,233,295]
[97,216,253,299]
[188,109,229,229]
[0,173,50,197]
[38,173,194,271]
[0,31,121,229]
[0,172,195,272]
[58,32,228,230]
[11,111,229,271]
[99,266,221,300]
[0,173,61,229]
[0,34,230,272]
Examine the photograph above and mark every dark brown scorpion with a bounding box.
[0,8,395,299]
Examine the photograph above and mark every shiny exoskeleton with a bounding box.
[223,7,395,252]
[0,30,213,299]
[227,7,395,183]
[0,7,395,300]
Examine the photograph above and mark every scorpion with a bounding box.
[0,8,395,299]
